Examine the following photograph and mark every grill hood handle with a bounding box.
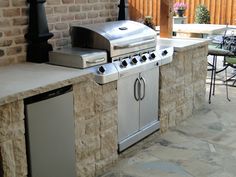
[113,38,155,49]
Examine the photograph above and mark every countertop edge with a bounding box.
[157,37,209,52]
[174,40,209,52]
[0,73,93,106]
[0,63,94,106]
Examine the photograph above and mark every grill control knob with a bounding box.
[149,53,156,59]
[121,60,128,67]
[141,55,147,62]
[131,57,138,65]
[162,50,168,56]
[98,65,106,74]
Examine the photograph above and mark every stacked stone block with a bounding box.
[0,0,118,66]
[0,100,27,177]
[73,79,118,177]
[159,45,208,132]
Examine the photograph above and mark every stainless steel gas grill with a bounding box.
[50,20,174,151]
[70,20,157,61]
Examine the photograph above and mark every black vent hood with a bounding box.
[25,0,53,63]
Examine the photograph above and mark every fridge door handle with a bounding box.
[140,77,146,100]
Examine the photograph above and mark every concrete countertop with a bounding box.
[173,24,227,35]
[157,37,209,52]
[0,62,92,106]
[0,38,209,106]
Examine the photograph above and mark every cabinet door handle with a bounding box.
[134,78,139,101]
[140,77,146,100]
[134,78,140,101]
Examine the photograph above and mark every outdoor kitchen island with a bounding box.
[0,38,208,177]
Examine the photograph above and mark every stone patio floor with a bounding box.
[99,84,236,177]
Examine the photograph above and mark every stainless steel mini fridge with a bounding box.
[24,86,76,177]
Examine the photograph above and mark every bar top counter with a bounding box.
[0,37,209,106]
[157,37,209,52]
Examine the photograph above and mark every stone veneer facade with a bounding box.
[0,100,27,177]
[0,0,118,66]
[73,80,118,176]
[0,77,118,177]
[0,44,208,177]
[159,45,208,132]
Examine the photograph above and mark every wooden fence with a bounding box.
[128,0,236,25]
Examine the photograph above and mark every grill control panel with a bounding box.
[110,50,161,78]
[91,46,173,84]
[117,51,159,70]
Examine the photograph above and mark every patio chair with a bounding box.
[207,45,233,103]
[207,25,234,103]
[224,56,236,101]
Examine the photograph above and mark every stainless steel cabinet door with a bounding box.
[118,73,140,142]
[139,68,159,129]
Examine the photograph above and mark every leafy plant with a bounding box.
[144,16,155,30]
[195,4,210,24]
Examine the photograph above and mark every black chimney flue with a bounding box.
[118,0,129,20]
[25,0,53,63]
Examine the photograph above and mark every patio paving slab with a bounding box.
[99,85,236,177]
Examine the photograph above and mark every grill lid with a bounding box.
[70,20,157,59]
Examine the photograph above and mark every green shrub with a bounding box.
[144,16,155,30]
[195,5,210,24]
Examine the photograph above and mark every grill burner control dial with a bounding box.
[141,55,147,62]
[121,60,128,67]
[149,53,156,59]
[131,57,138,65]
[98,65,106,74]
[162,50,168,56]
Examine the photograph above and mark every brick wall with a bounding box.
[0,0,118,66]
